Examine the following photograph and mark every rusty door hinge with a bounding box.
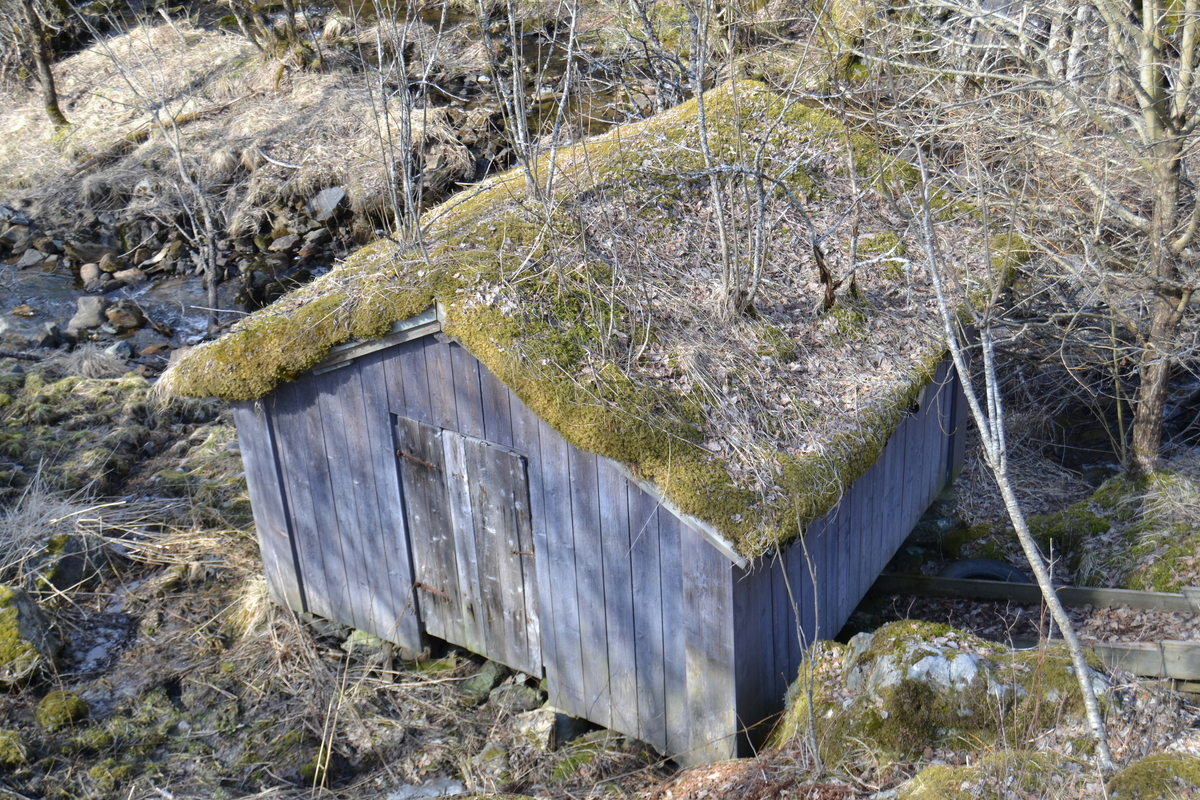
[396,449,439,470]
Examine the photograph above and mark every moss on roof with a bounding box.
[167,80,979,557]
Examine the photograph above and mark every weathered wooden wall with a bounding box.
[730,358,963,754]
[233,335,964,766]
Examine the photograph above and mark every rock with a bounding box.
[384,776,468,800]
[98,253,121,273]
[490,682,546,713]
[28,533,107,592]
[105,299,147,331]
[64,230,119,263]
[106,340,135,360]
[458,659,509,705]
[774,621,1110,766]
[0,730,28,767]
[514,707,556,748]
[113,268,147,285]
[33,236,60,255]
[0,223,28,246]
[35,690,88,730]
[304,228,332,246]
[79,262,101,284]
[269,233,301,252]
[308,187,346,222]
[67,296,111,333]
[31,323,62,349]
[0,586,60,686]
[339,629,390,664]
[14,248,46,269]
[0,205,30,226]
[471,740,510,781]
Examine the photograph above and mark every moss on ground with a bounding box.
[898,751,1066,800]
[0,729,28,767]
[36,691,89,730]
[1108,753,1200,799]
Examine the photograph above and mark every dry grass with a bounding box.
[0,19,486,236]
[58,343,129,379]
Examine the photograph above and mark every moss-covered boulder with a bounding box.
[0,585,60,687]
[0,729,29,767]
[772,621,1107,768]
[1108,753,1200,799]
[36,690,89,730]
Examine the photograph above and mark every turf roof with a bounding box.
[166,80,997,556]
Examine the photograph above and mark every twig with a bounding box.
[0,350,43,362]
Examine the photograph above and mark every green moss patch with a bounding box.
[1108,753,1200,799]
[167,81,987,556]
[0,729,28,767]
[898,751,1066,800]
[36,690,89,730]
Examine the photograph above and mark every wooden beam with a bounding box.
[312,308,440,374]
[872,573,1197,613]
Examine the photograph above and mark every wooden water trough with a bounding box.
[227,309,966,764]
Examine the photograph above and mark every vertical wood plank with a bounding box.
[569,447,611,729]
[539,419,585,715]
[314,372,373,633]
[442,432,485,654]
[479,362,515,448]
[659,513,689,757]
[510,393,548,678]
[395,416,458,641]
[599,460,638,742]
[628,487,666,753]
[270,381,335,622]
[770,551,796,703]
[733,562,775,755]
[881,422,904,574]
[232,400,305,612]
[390,338,433,422]
[423,338,459,430]
[449,343,485,439]
[359,351,423,650]
[682,525,735,763]
[464,436,538,673]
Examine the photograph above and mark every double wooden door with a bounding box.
[393,416,541,675]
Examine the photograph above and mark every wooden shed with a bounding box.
[168,81,992,764]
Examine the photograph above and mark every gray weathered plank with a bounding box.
[569,447,611,729]
[468,436,537,672]
[509,394,547,677]
[315,372,373,633]
[270,380,336,622]
[682,524,735,763]
[539,419,585,714]
[770,551,795,702]
[732,561,775,754]
[442,431,486,654]
[628,487,666,753]
[359,351,424,650]
[395,416,460,642]
[449,342,486,439]
[232,400,305,612]
[598,459,638,741]
[659,512,689,757]
[423,337,459,430]
[390,338,433,422]
[479,362,515,448]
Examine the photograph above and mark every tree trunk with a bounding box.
[1130,149,1184,476]
[20,0,68,129]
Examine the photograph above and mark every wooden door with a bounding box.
[394,416,542,675]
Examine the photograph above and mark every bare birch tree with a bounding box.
[837,0,1200,476]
